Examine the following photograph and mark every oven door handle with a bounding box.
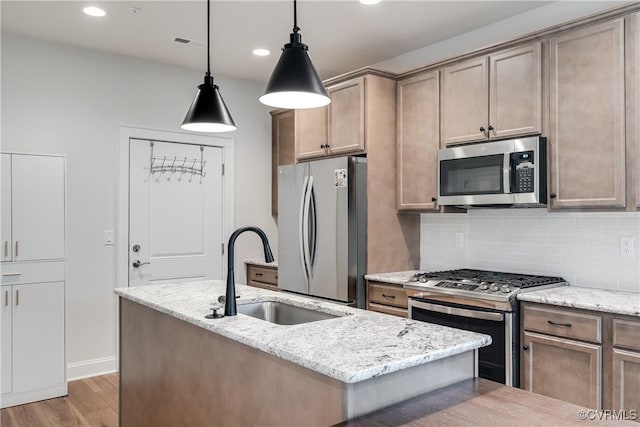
[410,300,504,322]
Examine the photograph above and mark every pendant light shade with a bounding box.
[181,0,236,132]
[259,0,330,109]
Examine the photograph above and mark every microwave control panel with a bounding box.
[511,151,535,193]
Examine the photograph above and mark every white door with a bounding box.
[128,139,224,286]
[12,282,65,393]
[1,154,11,262]
[11,155,65,262]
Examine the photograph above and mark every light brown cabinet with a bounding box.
[548,19,626,210]
[366,280,408,318]
[441,43,541,146]
[628,13,640,210]
[521,304,604,409]
[612,319,640,414]
[245,263,278,291]
[521,302,640,416]
[326,76,366,156]
[396,71,440,211]
[293,107,329,161]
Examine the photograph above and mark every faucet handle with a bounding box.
[217,295,240,304]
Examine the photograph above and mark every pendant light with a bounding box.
[181,0,236,132]
[259,0,330,109]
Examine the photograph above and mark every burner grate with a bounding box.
[413,269,565,288]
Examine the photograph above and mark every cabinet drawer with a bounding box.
[368,283,408,309]
[0,261,65,285]
[368,302,408,318]
[522,304,601,344]
[248,280,278,291]
[248,266,278,286]
[613,319,640,351]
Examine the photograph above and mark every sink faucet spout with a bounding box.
[225,226,274,316]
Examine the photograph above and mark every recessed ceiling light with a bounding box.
[252,48,271,57]
[83,6,106,17]
[359,0,381,4]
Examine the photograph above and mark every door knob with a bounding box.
[132,260,150,268]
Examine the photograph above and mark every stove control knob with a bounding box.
[479,283,489,291]
[489,284,499,292]
[419,276,428,283]
[501,285,511,293]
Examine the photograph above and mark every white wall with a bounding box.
[420,210,640,292]
[1,33,275,378]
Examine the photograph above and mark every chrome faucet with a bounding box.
[225,226,274,316]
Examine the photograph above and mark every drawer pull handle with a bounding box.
[3,241,7,258]
[2,272,21,277]
[15,290,19,306]
[15,241,19,258]
[255,273,263,277]
[547,320,572,328]
[382,293,396,299]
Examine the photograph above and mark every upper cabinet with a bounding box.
[326,76,366,156]
[629,13,640,210]
[396,71,440,211]
[547,19,626,210]
[294,107,329,161]
[441,42,542,146]
[1,154,65,262]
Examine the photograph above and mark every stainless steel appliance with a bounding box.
[405,269,567,386]
[278,156,367,308]
[437,136,547,207]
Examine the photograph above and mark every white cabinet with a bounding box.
[0,152,66,408]
[1,268,66,408]
[1,153,65,262]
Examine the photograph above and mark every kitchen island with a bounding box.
[115,281,490,426]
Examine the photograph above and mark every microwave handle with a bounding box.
[503,154,512,194]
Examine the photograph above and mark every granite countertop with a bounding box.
[365,270,421,285]
[518,286,640,317]
[114,281,490,384]
[244,259,278,268]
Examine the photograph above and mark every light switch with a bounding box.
[104,230,114,246]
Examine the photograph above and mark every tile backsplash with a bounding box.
[420,209,640,292]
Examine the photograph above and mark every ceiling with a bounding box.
[0,1,588,83]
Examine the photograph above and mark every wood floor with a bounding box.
[1,373,118,427]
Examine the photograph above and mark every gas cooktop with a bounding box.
[405,268,567,306]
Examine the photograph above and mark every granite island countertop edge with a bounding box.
[115,280,490,384]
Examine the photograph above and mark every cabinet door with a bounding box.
[295,107,328,160]
[629,13,640,210]
[548,19,626,209]
[612,348,640,413]
[397,71,440,211]
[522,331,601,409]
[1,154,11,262]
[441,57,488,145]
[1,287,11,395]
[11,155,65,261]
[271,110,295,216]
[489,43,542,139]
[12,282,65,393]
[327,77,365,155]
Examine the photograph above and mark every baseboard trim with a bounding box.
[67,356,118,381]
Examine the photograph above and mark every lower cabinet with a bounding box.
[366,281,408,318]
[521,302,640,417]
[1,280,66,408]
[245,263,278,291]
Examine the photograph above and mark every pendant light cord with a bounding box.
[206,0,211,77]
[293,0,299,33]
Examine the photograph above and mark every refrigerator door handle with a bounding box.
[308,178,318,278]
[299,175,310,282]
[301,176,314,282]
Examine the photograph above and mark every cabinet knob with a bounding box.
[479,126,485,132]
[550,193,557,199]
[488,125,494,131]
[523,344,529,351]
[431,197,437,202]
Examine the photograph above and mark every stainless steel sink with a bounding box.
[237,301,341,325]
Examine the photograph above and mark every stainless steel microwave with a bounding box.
[437,136,547,207]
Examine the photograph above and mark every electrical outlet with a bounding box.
[620,237,634,258]
[454,232,464,249]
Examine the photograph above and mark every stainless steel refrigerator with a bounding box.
[278,156,367,308]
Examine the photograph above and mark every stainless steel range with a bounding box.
[405,269,567,387]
